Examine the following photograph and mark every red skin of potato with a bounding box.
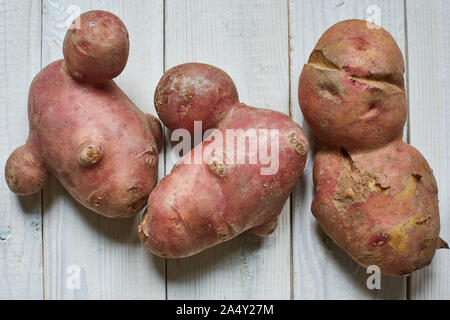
[5,11,162,218]
[299,19,447,276]
[299,19,406,152]
[154,62,239,135]
[139,63,308,258]
[313,140,443,276]
[63,10,129,83]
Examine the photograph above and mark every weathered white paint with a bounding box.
[406,0,450,300]
[0,0,43,300]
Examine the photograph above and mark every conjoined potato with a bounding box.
[5,11,162,218]
[299,19,447,276]
[139,63,308,257]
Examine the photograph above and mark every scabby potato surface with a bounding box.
[5,11,162,218]
[299,19,447,276]
[139,63,308,257]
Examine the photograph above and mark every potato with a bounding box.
[299,19,447,276]
[139,63,308,258]
[299,19,406,152]
[63,10,129,83]
[313,141,446,276]
[5,11,162,218]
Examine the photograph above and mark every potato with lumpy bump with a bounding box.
[5,11,162,218]
[299,19,447,276]
[139,63,308,258]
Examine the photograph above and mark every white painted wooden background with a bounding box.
[0,0,448,300]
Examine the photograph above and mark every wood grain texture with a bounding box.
[164,0,292,299]
[406,0,450,300]
[289,0,407,299]
[0,0,43,300]
[41,0,165,299]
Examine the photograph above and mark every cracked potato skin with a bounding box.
[299,19,447,276]
[4,11,162,218]
[139,63,308,258]
[313,141,442,276]
[299,19,406,152]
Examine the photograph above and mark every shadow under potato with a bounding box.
[314,223,406,299]
[163,232,263,282]
[16,191,41,214]
[42,176,140,243]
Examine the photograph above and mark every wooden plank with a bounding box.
[289,0,407,299]
[406,0,450,300]
[0,0,43,300]
[165,0,291,299]
[42,0,165,299]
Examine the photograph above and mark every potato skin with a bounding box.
[63,10,129,83]
[299,19,406,152]
[26,60,159,217]
[5,11,162,218]
[154,63,239,134]
[299,19,447,276]
[313,141,442,276]
[139,63,308,258]
[5,145,47,196]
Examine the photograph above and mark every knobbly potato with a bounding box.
[139,63,308,257]
[5,11,162,218]
[298,19,447,276]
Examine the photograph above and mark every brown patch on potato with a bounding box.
[145,156,157,168]
[138,210,150,238]
[387,212,435,253]
[319,119,328,128]
[412,212,432,226]
[127,185,139,194]
[78,144,103,168]
[333,150,389,212]
[371,233,391,247]
[208,157,226,178]
[169,217,180,228]
[420,238,435,251]
[288,132,306,155]
[421,159,433,174]
[387,224,409,252]
[89,192,104,208]
[216,227,232,240]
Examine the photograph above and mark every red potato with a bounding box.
[63,10,130,83]
[139,63,308,258]
[299,19,406,152]
[5,11,162,218]
[299,19,447,276]
[313,141,445,276]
